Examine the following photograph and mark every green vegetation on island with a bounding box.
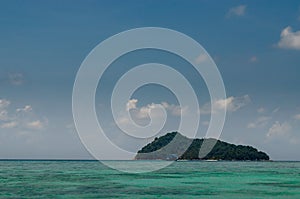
[135,132,270,161]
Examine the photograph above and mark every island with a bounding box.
[135,132,270,161]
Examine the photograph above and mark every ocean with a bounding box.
[0,160,299,198]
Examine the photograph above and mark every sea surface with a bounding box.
[0,160,299,198]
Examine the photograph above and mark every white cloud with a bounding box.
[117,100,187,126]
[126,99,138,111]
[247,116,271,128]
[278,26,300,50]
[1,121,18,129]
[161,102,188,116]
[234,95,251,110]
[227,5,246,17]
[0,99,11,121]
[195,54,209,64]
[9,73,24,85]
[26,120,45,130]
[217,95,250,111]
[0,110,9,121]
[0,99,10,109]
[127,103,162,120]
[201,95,250,114]
[267,121,291,137]
[0,99,46,131]
[294,114,300,120]
[126,100,186,118]
[16,105,32,113]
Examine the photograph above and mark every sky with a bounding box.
[1,0,300,160]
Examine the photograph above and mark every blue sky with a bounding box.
[1,1,300,160]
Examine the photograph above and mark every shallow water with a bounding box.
[0,160,299,198]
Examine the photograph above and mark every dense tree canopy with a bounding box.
[136,132,269,161]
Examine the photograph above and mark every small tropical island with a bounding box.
[135,132,270,161]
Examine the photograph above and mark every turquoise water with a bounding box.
[0,161,299,198]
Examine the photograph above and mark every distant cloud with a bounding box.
[0,99,11,121]
[26,120,46,130]
[161,102,188,116]
[0,98,47,131]
[272,107,280,113]
[247,116,271,129]
[1,121,18,129]
[0,110,9,121]
[16,105,32,113]
[117,100,187,126]
[201,95,251,114]
[126,99,186,118]
[294,114,300,120]
[9,73,24,86]
[267,121,291,137]
[257,107,265,113]
[265,120,299,145]
[126,99,138,111]
[226,5,246,17]
[248,105,285,129]
[214,96,250,111]
[0,99,10,110]
[133,103,157,119]
[195,54,209,64]
[278,26,300,50]
[250,56,258,63]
